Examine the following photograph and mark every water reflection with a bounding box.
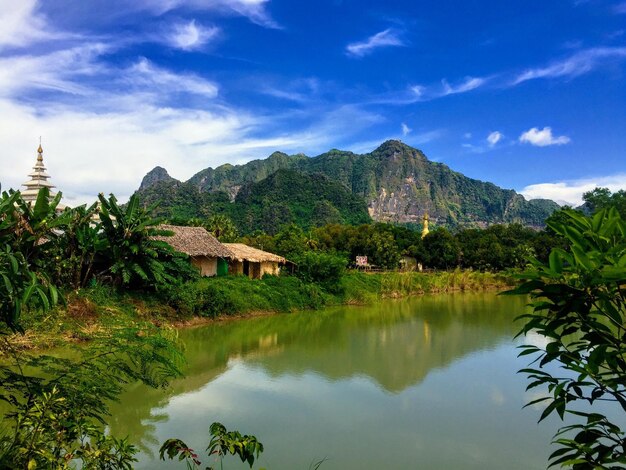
[107,293,547,468]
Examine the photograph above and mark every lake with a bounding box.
[107,292,559,469]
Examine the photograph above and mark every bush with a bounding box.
[292,251,347,292]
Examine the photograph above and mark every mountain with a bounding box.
[233,169,371,232]
[139,166,177,191]
[136,140,559,229]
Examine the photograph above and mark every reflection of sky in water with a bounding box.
[113,293,569,469]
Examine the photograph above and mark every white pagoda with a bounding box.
[21,143,60,205]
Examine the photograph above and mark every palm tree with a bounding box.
[205,214,238,242]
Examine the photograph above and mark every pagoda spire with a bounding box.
[21,141,57,205]
[421,213,430,239]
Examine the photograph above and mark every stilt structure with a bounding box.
[21,142,60,205]
[421,213,430,239]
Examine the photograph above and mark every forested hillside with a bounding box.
[135,140,558,230]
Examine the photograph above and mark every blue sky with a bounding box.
[0,0,625,205]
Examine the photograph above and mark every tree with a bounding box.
[422,228,460,269]
[205,214,239,242]
[583,187,626,218]
[0,189,59,331]
[0,328,182,468]
[97,193,186,289]
[510,207,626,468]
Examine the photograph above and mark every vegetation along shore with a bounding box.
[1,182,624,468]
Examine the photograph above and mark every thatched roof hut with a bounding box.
[153,225,233,277]
[154,225,233,258]
[223,243,286,264]
[223,243,286,278]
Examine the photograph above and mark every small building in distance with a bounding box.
[224,243,286,279]
[154,225,233,277]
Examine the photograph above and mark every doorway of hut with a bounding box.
[243,260,250,277]
[217,258,229,276]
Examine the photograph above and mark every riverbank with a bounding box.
[9,270,515,351]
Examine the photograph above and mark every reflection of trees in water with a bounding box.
[249,293,525,392]
[107,293,526,448]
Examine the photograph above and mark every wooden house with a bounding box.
[154,225,233,277]
[224,243,286,279]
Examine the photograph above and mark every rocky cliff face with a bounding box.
[136,140,559,228]
[139,166,178,191]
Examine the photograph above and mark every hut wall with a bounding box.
[191,256,217,277]
[260,261,280,277]
[250,262,262,279]
[228,260,244,275]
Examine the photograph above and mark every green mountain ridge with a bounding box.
[136,140,559,229]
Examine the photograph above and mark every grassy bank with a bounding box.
[11,270,515,350]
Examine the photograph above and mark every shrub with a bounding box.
[292,251,347,293]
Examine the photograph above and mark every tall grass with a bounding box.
[163,270,515,318]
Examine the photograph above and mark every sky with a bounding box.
[0,0,625,206]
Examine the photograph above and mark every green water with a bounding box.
[107,293,557,469]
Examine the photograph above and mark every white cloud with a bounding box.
[135,0,279,28]
[346,29,405,57]
[521,174,626,206]
[441,76,486,95]
[519,127,570,147]
[513,47,626,85]
[166,20,219,50]
[487,131,502,146]
[411,85,424,97]
[0,43,110,97]
[126,58,219,97]
[401,123,411,136]
[0,0,65,50]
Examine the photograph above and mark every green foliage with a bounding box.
[0,189,59,332]
[509,207,626,468]
[135,140,558,232]
[49,202,106,289]
[162,275,328,317]
[0,246,58,333]
[234,169,371,233]
[457,224,537,270]
[583,187,626,218]
[160,422,263,470]
[0,327,182,469]
[292,251,347,292]
[97,193,193,289]
[422,228,461,269]
[312,223,401,269]
[205,214,239,242]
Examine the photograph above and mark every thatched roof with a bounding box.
[224,243,286,264]
[154,225,233,258]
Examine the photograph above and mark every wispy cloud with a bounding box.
[441,76,486,95]
[519,127,570,147]
[346,28,405,57]
[165,20,220,50]
[521,174,626,206]
[0,43,110,97]
[487,131,502,146]
[135,0,280,28]
[401,122,411,136]
[126,58,219,97]
[0,0,67,50]
[512,47,626,85]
